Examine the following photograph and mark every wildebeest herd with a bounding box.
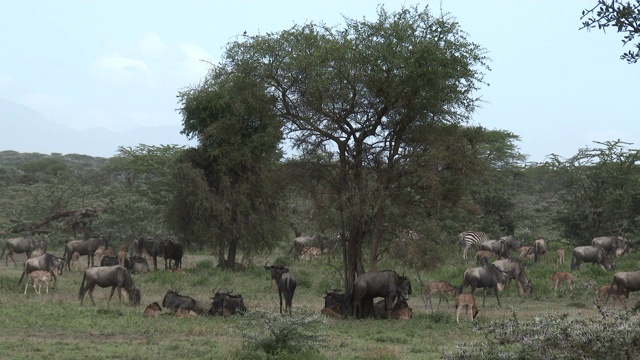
[1,232,638,322]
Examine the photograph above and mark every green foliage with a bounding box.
[236,309,326,356]
[581,0,640,63]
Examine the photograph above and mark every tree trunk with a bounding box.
[226,236,239,271]
[369,200,386,272]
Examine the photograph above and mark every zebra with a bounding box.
[458,231,489,261]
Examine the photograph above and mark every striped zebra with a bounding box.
[458,231,489,261]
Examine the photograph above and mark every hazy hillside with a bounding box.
[0,98,194,157]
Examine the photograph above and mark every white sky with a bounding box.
[0,1,637,162]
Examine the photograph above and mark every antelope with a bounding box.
[455,294,479,323]
[551,271,574,291]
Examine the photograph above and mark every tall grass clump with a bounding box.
[235,308,326,358]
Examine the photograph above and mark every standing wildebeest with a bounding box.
[64,236,107,271]
[492,258,533,296]
[209,289,247,316]
[264,263,297,315]
[162,239,184,269]
[479,239,509,259]
[592,236,632,257]
[78,265,140,306]
[527,239,548,263]
[17,253,65,287]
[162,290,197,315]
[423,281,456,311]
[344,270,412,319]
[133,236,166,270]
[459,264,508,307]
[571,246,613,271]
[606,269,640,308]
[1,237,47,267]
[499,235,521,251]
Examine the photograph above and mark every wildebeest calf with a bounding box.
[551,271,573,291]
[25,270,54,295]
[475,250,496,265]
[455,294,479,323]
[556,249,565,267]
[423,281,456,311]
[143,302,162,317]
[71,252,83,272]
[595,284,628,308]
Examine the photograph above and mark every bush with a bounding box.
[236,309,326,356]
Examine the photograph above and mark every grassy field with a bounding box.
[0,243,637,359]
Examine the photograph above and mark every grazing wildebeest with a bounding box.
[459,264,508,307]
[556,249,565,266]
[595,284,628,308]
[133,236,166,270]
[143,302,162,317]
[264,263,297,315]
[162,240,184,269]
[162,290,197,314]
[423,281,456,311]
[64,236,107,271]
[551,271,574,291]
[499,235,521,251]
[344,270,412,319]
[527,239,547,263]
[1,237,47,267]
[24,270,54,295]
[209,289,247,316]
[592,236,632,257]
[373,298,412,319]
[475,250,496,265]
[492,258,533,296]
[571,246,613,271]
[455,294,479,323]
[17,253,65,287]
[606,270,640,308]
[78,265,140,306]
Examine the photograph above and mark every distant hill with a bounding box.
[0,98,195,157]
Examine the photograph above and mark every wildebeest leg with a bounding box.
[494,285,501,307]
[8,251,17,267]
[108,286,117,306]
[278,290,284,314]
[152,256,157,270]
[88,287,97,306]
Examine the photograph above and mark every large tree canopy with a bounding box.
[215,5,490,285]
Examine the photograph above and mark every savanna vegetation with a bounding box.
[2,4,640,359]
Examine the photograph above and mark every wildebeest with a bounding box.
[129,256,150,274]
[480,240,509,259]
[324,289,345,309]
[17,253,65,287]
[24,270,54,295]
[459,264,508,307]
[475,250,496,265]
[64,236,107,271]
[595,284,628,308]
[133,236,166,270]
[321,304,343,318]
[162,290,197,314]
[264,263,297,315]
[492,258,533,296]
[455,294,479,323]
[209,289,247,316]
[551,271,574,291]
[162,239,184,269]
[499,235,522,251]
[94,245,117,266]
[592,236,632,257]
[78,265,140,306]
[423,281,456,311]
[301,247,322,261]
[100,255,130,268]
[143,302,162,317]
[571,246,613,271]
[373,298,412,319]
[606,269,640,308]
[344,270,412,319]
[556,248,565,266]
[527,239,548,263]
[1,237,47,267]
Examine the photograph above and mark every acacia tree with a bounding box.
[581,0,640,63]
[220,5,489,285]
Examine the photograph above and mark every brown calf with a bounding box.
[176,308,198,318]
[518,246,532,258]
[475,251,496,265]
[301,247,322,260]
[551,271,574,291]
[320,304,343,318]
[118,245,128,267]
[556,249,565,267]
[70,251,83,272]
[389,306,412,320]
[143,302,162,317]
[424,281,456,311]
[455,294,479,323]
[595,284,629,308]
[25,270,54,295]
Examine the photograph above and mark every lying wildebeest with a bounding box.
[571,245,613,271]
[1,237,47,267]
[475,250,496,265]
[133,236,166,270]
[592,236,632,257]
[459,263,508,307]
[129,256,150,274]
[264,262,297,315]
[606,269,640,308]
[143,302,162,317]
[324,289,345,308]
[321,304,343,318]
[527,239,547,263]
[24,270,54,295]
[423,281,456,311]
[100,255,131,269]
[64,236,107,271]
[455,294,479,323]
[78,265,140,306]
[209,289,247,316]
[373,298,412,319]
[17,253,65,287]
[492,258,533,296]
[162,290,197,315]
[344,270,412,319]
[551,271,574,291]
[595,284,628,308]
[162,239,183,269]
[556,249,565,266]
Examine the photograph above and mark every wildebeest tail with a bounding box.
[78,271,88,300]
[17,264,28,287]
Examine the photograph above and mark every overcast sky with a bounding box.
[1,1,637,162]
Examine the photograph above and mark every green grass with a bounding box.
[1,246,639,359]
